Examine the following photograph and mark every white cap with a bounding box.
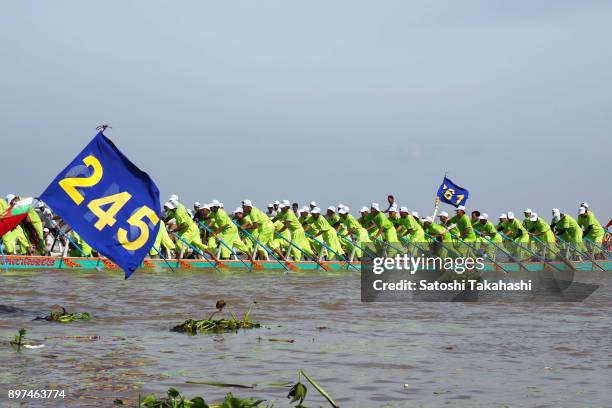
[327,206,336,212]
[507,212,515,219]
[279,202,289,209]
[479,213,489,220]
[36,200,45,209]
[219,202,224,208]
[273,200,280,206]
[371,202,380,210]
[424,216,434,223]
[530,213,538,221]
[399,206,409,213]
[169,194,179,202]
[578,207,586,215]
[234,207,243,214]
[299,206,309,214]
[552,208,560,217]
[210,199,221,207]
[202,203,211,210]
[499,213,507,219]
[439,211,449,218]
[456,205,466,211]
[164,201,176,210]
[267,203,273,208]
[310,201,317,207]
[43,227,50,233]
[524,208,532,214]
[360,206,369,213]
[169,198,179,207]
[242,199,253,207]
[411,211,419,217]
[338,208,348,215]
[581,202,589,208]
[5,194,15,203]
[311,207,321,214]
[194,201,201,208]
[389,203,398,212]
[43,208,53,216]
[342,206,350,212]
[282,200,290,206]
[337,203,345,210]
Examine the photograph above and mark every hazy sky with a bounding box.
[1,1,610,220]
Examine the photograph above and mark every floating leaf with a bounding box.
[288,382,307,406]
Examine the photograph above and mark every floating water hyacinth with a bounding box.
[132,388,269,408]
[33,307,91,323]
[9,328,27,351]
[171,300,261,335]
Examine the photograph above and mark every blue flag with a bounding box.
[436,177,469,208]
[40,131,161,279]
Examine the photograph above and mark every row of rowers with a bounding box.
[154,196,606,261]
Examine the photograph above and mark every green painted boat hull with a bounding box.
[1,256,611,272]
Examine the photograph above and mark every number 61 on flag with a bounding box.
[436,177,469,208]
[40,131,161,278]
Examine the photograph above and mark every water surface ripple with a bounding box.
[0,269,610,407]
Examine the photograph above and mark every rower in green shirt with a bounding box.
[338,207,370,258]
[553,208,585,259]
[208,201,250,259]
[27,203,45,254]
[276,204,313,260]
[496,214,508,232]
[526,212,558,260]
[504,212,531,261]
[370,203,399,256]
[303,208,324,255]
[370,203,398,243]
[578,205,605,258]
[358,207,378,237]
[423,216,451,258]
[438,211,459,242]
[149,220,176,258]
[164,199,210,259]
[522,208,534,233]
[475,213,504,260]
[327,206,351,253]
[448,206,477,241]
[241,200,275,260]
[307,207,344,260]
[396,207,425,256]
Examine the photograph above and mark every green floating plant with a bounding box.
[33,307,91,323]
[9,328,27,351]
[134,388,268,408]
[171,300,260,335]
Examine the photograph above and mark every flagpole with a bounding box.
[431,197,440,219]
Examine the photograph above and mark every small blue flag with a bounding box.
[40,131,161,279]
[436,177,469,208]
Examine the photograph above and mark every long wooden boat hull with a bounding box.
[1,255,611,272]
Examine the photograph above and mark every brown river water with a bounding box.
[0,269,610,407]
